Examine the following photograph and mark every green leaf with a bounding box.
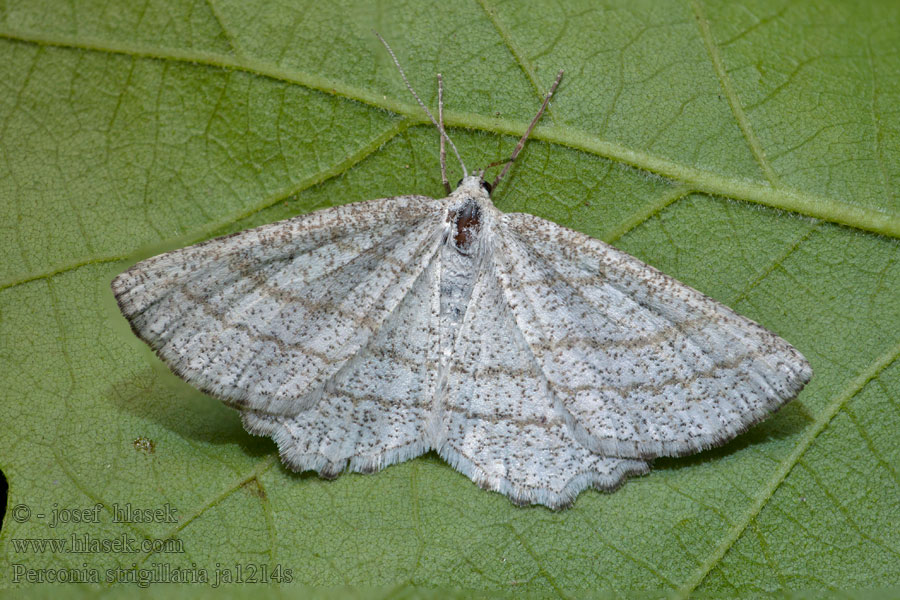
[1,0,898,596]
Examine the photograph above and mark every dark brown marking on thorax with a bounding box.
[450,199,481,254]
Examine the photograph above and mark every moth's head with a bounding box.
[454,173,493,198]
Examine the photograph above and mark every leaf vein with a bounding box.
[204,0,243,59]
[0,118,413,292]
[676,340,900,597]
[0,28,894,236]
[691,0,779,186]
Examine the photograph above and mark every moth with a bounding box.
[112,37,811,508]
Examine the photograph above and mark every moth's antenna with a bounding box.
[375,32,468,179]
[437,74,451,194]
[492,69,563,190]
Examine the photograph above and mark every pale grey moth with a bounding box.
[111,37,812,509]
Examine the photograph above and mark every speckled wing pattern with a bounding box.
[240,234,443,478]
[112,195,444,417]
[433,245,648,507]
[113,185,811,509]
[494,212,812,462]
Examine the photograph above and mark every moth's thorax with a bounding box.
[436,176,495,361]
[445,175,495,256]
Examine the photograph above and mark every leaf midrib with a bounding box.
[0,27,896,241]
